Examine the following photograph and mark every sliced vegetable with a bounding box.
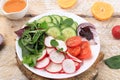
[49,49,65,63]
[46,47,56,55]
[44,36,54,47]
[62,27,76,41]
[67,46,81,57]
[57,0,77,9]
[66,36,81,47]
[75,62,81,70]
[62,59,76,73]
[77,41,91,60]
[37,16,52,23]
[91,2,114,21]
[46,62,62,73]
[35,57,50,69]
[46,27,61,38]
[66,53,82,63]
[37,49,47,62]
[56,40,67,52]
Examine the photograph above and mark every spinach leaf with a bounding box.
[50,39,59,47]
[104,55,120,69]
[38,21,48,29]
[62,18,74,27]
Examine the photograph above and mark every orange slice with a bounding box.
[91,2,114,21]
[57,0,77,9]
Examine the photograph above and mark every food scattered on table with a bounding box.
[0,34,4,49]
[91,2,114,21]
[112,25,120,39]
[57,0,77,9]
[3,0,26,13]
[15,14,98,74]
[104,55,120,69]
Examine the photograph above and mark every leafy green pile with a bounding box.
[16,21,48,67]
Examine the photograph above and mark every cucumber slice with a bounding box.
[50,16,58,25]
[60,25,68,30]
[47,22,56,27]
[53,15,62,24]
[61,27,76,41]
[37,16,52,23]
[71,22,78,30]
[46,27,61,38]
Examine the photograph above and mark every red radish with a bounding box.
[46,47,56,55]
[46,62,62,73]
[59,70,65,74]
[49,50,65,63]
[75,62,81,70]
[62,59,76,73]
[56,40,67,52]
[66,53,82,63]
[37,49,47,62]
[35,57,50,69]
[44,36,54,47]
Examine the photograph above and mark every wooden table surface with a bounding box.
[0,0,120,80]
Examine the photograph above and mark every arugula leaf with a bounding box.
[62,18,74,27]
[104,55,120,69]
[50,39,59,47]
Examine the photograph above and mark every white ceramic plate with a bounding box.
[16,11,100,79]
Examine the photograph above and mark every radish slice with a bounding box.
[56,40,67,52]
[75,62,81,70]
[44,36,54,47]
[66,53,82,63]
[37,49,47,62]
[49,50,65,63]
[46,47,56,55]
[35,57,50,69]
[62,59,76,73]
[46,62,62,73]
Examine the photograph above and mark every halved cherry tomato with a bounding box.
[66,36,82,47]
[67,46,81,57]
[77,41,92,59]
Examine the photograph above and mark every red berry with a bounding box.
[112,25,120,39]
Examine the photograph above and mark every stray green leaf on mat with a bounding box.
[104,55,120,69]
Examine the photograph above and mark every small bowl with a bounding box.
[0,0,28,20]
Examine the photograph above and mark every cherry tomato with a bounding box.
[112,25,120,39]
